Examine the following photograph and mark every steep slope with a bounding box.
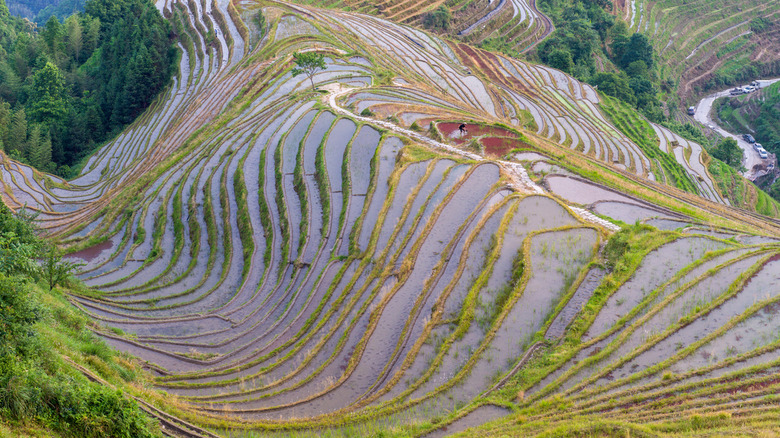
[293,0,552,54]
[0,1,779,436]
[622,0,780,103]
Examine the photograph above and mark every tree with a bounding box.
[25,123,41,162]
[65,14,83,62]
[290,51,327,90]
[7,108,27,156]
[711,138,741,167]
[41,15,64,56]
[27,61,67,125]
[620,33,653,69]
[592,72,636,106]
[423,6,451,31]
[42,245,82,290]
[548,48,574,73]
[770,179,780,202]
[28,125,52,169]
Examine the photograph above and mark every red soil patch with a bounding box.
[437,122,519,144]
[437,122,530,156]
[481,136,531,157]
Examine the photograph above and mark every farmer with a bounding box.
[459,123,467,136]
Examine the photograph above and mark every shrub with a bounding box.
[422,6,451,31]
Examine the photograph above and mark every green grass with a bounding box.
[599,95,699,194]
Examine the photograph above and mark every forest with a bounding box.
[0,0,175,176]
[536,0,662,122]
[6,0,85,24]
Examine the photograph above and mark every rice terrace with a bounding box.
[1,0,780,436]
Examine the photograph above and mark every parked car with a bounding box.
[743,134,756,143]
[751,80,760,88]
[687,106,695,115]
[744,85,755,93]
[758,149,768,159]
[731,87,745,95]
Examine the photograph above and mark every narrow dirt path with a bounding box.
[685,20,749,60]
[324,83,621,232]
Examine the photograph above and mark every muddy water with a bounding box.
[530,247,748,397]
[546,175,641,205]
[644,218,695,231]
[396,164,469,265]
[324,119,357,193]
[357,137,405,251]
[598,255,777,388]
[424,405,510,438]
[374,191,513,400]
[406,203,513,401]
[388,160,455,257]
[586,237,729,340]
[218,165,501,413]
[446,227,598,405]
[165,262,365,393]
[66,239,114,264]
[546,268,606,340]
[436,122,519,145]
[350,125,381,196]
[303,113,336,177]
[593,201,674,224]
[372,161,430,252]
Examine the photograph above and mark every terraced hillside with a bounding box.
[1,0,780,436]
[294,0,552,54]
[620,0,780,103]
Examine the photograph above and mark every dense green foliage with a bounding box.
[599,94,698,194]
[422,5,450,31]
[710,138,741,168]
[0,202,161,437]
[537,1,663,121]
[290,51,327,89]
[0,0,175,176]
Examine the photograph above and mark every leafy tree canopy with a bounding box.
[291,51,327,90]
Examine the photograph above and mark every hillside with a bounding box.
[0,0,779,437]
[6,0,85,23]
[621,0,780,105]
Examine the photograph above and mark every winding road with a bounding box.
[693,78,780,180]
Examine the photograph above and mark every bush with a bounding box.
[422,6,451,31]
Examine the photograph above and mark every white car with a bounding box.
[758,148,768,159]
[754,143,763,151]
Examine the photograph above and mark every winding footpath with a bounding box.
[693,78,780,180]
[325,84,621,232]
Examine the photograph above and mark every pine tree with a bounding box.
[7,108,27,156]
[28,125,51,170]
[0,100,10,146]
[25,124,41,164]
[65,15,82,63]
[41,15,64,57]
